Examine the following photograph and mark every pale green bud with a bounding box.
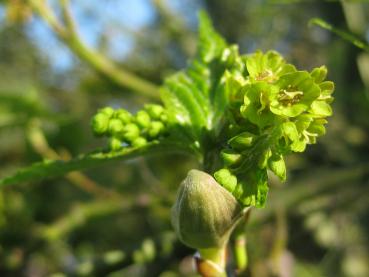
[268,154,286,181]
[122,123,140,142]
[171,170,242,249]
[100,107,115,117]
[115,109,132,124]
[132,137,147,148]
[144,104,164,120]
[91,113,109,136]
[214,168,238,193]
[110,137,122,151]
[228,132,256,151]
[148,121,165,138]
[221,149,242,166]
[135,111,151,128]
[108,118,124,136]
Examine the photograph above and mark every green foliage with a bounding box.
[0,142,175,187]
[0,12,334,211]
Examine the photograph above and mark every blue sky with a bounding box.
[24,0,159,72]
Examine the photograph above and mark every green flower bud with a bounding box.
[268,154,286,181]
[171,170,242,249]
[91,113,110,136]
[110,137,122,151]
[221,149,242,166]
[115,109,132,124]
[228,132,256,151]
[214,168,238,193]
[148,121,165,138]
[310,66,327,83]
[122,123,140,142]
[100,107,115,117]
[132,137,147,148]
[135,110,151,129]
[108,118,124,136]
[144,104,164,120]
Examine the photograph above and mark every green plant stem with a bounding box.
[269,207,288,276]
[234,233,247,273]
[28,0,160,99]
[197,247,227,277]
[232,207,251,275]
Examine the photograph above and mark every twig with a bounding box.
[309,17,369,52]
[233,208,252,276]
[36,198,131,241]
[27,120,121,199]
[28,0,160,99]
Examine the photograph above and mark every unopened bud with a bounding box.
[171,170,242,249]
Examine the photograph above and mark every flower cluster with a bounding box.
[91,104,168,150]
[214,50,334,207]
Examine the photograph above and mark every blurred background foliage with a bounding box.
[0,0,368,276]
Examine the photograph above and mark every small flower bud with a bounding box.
[110,137,122,151]
[144,104,164,120]
[268,154,286,181]
[115,109,132,124]
[100,107,115,117]
[148,121,165,138]
[91,113,110,136]
[228,132,256,150]
[221,149,242,166]
[132,137,147,148]
[108,118,124,136]
[135,111,151,128]
[171,170,242,249]
[122,123,140,142]
[214,168,237,193]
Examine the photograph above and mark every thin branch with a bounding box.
[309,17,369,52]
[27,120,121,199]
[28,0,160,99]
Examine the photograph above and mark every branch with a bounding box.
[28,0,160,99]
[0,139,187,187]
[27,120,121,199]
[309,17,369,52]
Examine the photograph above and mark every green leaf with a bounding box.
[160,11,229,146]
[0,141,182,187]
[197,11,226,63]
[233,168,268,208]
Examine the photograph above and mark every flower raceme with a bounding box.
[91,104,168,150]
[214,51,334,207]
